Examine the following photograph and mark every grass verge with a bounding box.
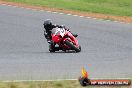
[2,0,132,17]
[0,80,131,88]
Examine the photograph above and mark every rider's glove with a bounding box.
[47,40,51,44]
[60,25,70,32]
[59,25,65,28]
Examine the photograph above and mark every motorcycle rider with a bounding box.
[43,19,78,52]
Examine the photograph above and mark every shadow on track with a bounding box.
[45,50,77,53]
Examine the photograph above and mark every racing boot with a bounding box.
[49,41,55,52]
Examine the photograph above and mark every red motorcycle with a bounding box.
[49,27,81,52]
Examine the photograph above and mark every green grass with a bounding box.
[3,0,132,17]
[0,80,131,88]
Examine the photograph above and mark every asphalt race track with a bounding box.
[0,5,132,80]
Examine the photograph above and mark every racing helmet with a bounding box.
[43,19,52,29]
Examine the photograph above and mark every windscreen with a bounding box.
[52,27,65,37]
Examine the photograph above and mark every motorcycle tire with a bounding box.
[65,40,81,52]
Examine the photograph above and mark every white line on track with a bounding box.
[67,14,72,15]
[59,13,64,15]
[2,79,77,82]
[2,78,132,82]
[46,11,52,13]
[73,15,78,16]
[79,16,84,18]
[53,12,58,14]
